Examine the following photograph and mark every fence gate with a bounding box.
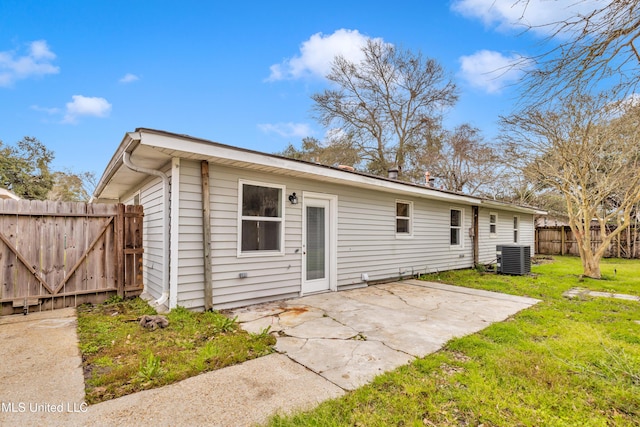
[0,199,144,315]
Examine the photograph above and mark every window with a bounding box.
[450,209,462,246]
[396,201,412,235]
[513,216,519,243]
[489,212,497,236]
[239,181,284,254]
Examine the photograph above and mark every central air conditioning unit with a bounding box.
[496,245,531,275]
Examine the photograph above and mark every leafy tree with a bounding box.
[278,136,360,168]
[0,137,54,200]
[49,170,96,202]
[0,137,95,201]
[311,39,458,178]
[501,93,640,278]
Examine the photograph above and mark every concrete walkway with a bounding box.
[563,287,640,302]
[0,281,539,427]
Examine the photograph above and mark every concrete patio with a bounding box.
[0,279,540,426]
[229,279,540,391]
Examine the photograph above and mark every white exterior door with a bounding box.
[302,194,335,294]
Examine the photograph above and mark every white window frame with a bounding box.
[450,208,463,249]
[513,215,519,243]
[237,179,286,257]
[489,212,498,237]
[395,200,413,238]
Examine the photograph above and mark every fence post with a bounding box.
[560,226,565,256]
[116,204,125,298]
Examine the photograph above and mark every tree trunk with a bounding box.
[581,249,602,279]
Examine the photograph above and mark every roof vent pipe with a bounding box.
[425,171,435,187]
[122,151,170,308]
[388,167,399,180]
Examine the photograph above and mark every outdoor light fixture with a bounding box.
[288,193,298,204]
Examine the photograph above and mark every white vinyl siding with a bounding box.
[128,161,538,311]
[206,166,302,310]
[135,160,536,311]
[519,214,535,256]
[337,195,473,286]
[123,173,168,302]
[174,160,206,309]
[201,164,474,309]
[477,207,535,264]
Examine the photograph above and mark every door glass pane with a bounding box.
[306,206,325,280]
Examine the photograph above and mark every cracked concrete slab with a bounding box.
[0,280,540,426]
[230,280,540,391]
[285,316,358,340]
[276,338,414,390]
[564,287,640,302]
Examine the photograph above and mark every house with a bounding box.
[0,187,21,200]
[93,128,544,311]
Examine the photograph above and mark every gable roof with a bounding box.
[93,128,544,215]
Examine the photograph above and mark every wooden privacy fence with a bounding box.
[0,199,144,315]
[536,225,640,259]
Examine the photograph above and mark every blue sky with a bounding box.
[0,0,599,179]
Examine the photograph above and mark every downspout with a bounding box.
[122,151,171,307]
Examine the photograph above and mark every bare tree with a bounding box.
[501,93,640,278]
[311,39,458,178]
[421,124,502,195]
[518,0,640,103]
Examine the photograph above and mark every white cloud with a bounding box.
[451,0,602,36]
[257,122,312,138]
[31,104,61,115]
[266,29,386,81]
[119,73,139,83]
[62,95,112,124]
[459,50,529,94]
[0,40,59,87]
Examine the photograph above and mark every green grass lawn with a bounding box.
[77,297,275,404]
[267,256,640,426]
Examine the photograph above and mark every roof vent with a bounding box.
[338,165,355,172]
[388,167,399,180]
[424,171,436,187]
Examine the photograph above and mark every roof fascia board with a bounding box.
[93,132,141,199]
[481,199,546,215]
[138,130,480,205]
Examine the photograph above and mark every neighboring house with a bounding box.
[535,214,569,228]
[93,128,544,311]
[0,187,21,200]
